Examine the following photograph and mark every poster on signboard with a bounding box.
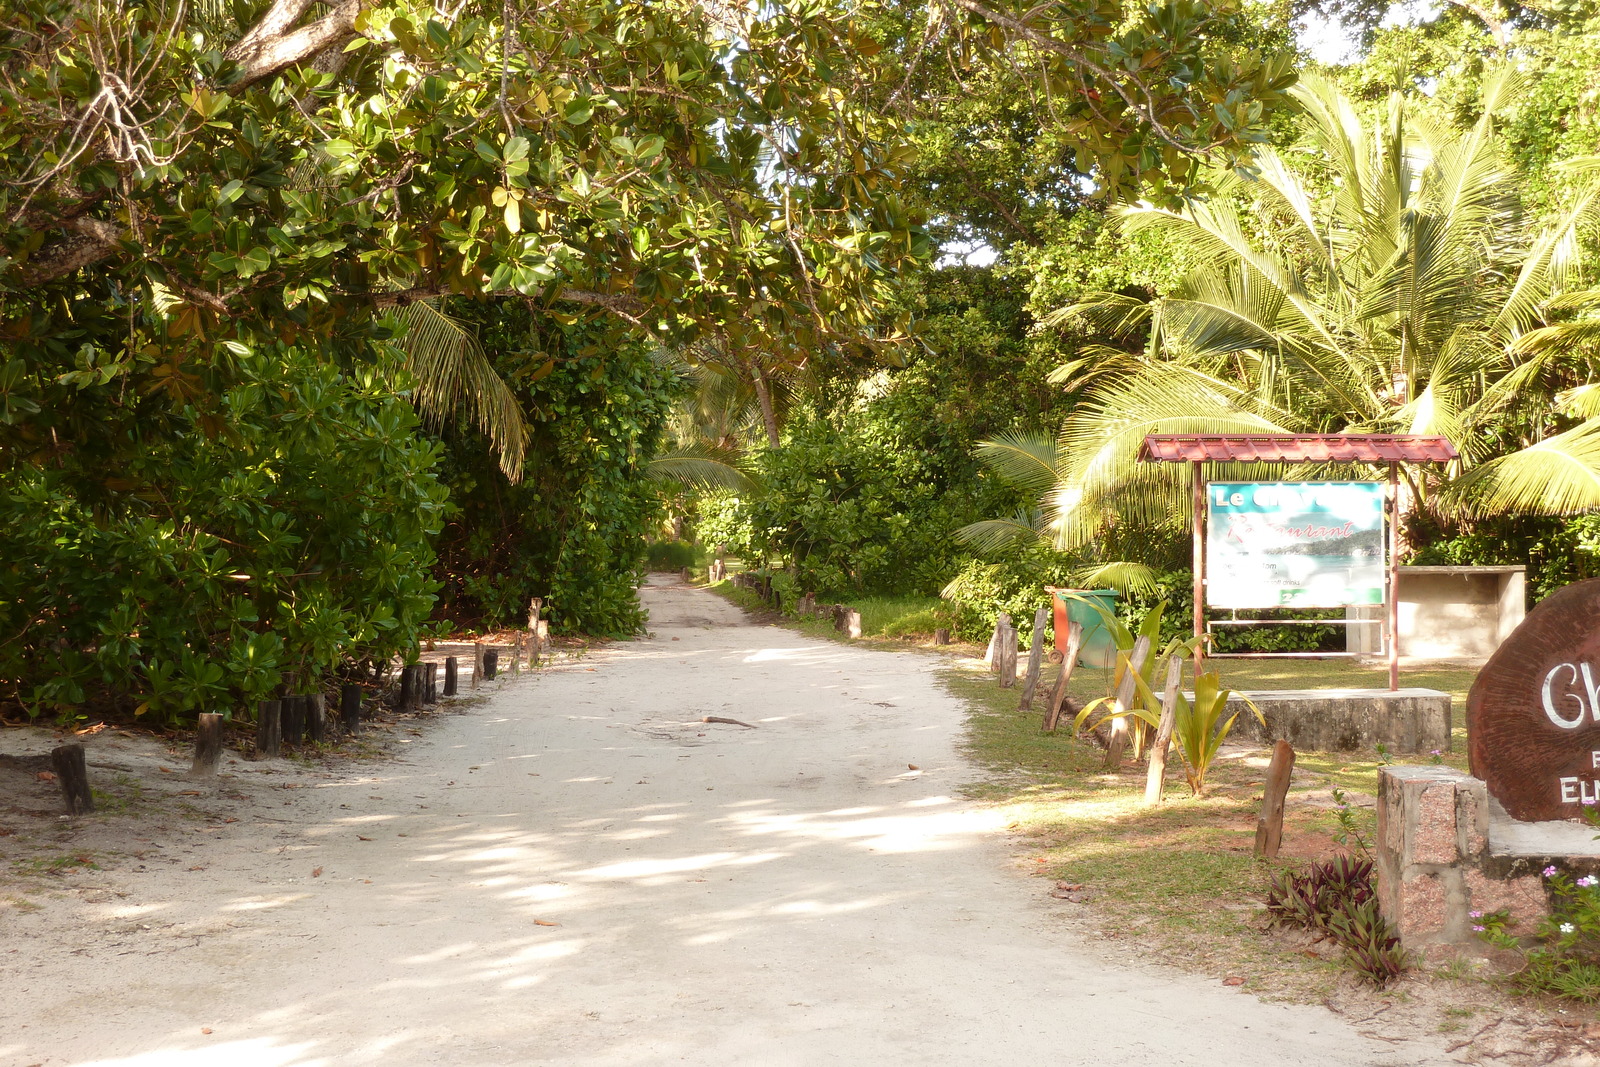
[1206,482,1386,609]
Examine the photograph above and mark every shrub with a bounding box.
[1477,866,1600,1002]
[0,346,445,724]
[1267,856,1406,988]
[645,540,698,571]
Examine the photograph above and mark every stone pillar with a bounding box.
[1377,766,1547,953]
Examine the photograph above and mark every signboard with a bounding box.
[1469,578,1600,822]
[1206,482,1386,609]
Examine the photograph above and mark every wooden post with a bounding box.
[419,662,435,704]
[1042,622,1085,732]
[256,699,282,757]
[50,743,93,814]
[282,694,305,744]
[509,634,521,673]
[1193,459,1206,680]
[1143,655,1186,805]
[1018,606,1049,710]
[472,641,484,689]
[934,628,951,645]
[1255,740,1297,859]
[846,609,862,639]
[483,649,499,680]
[1388,461,1401,692]
[190,713,225,776]
[340,685,361,735]
[444,656,459,697]
[997,617,1018,688]
[398,664,417,708]
[306,694,327,743]
[985,615,1005,671]
[535,621,548,665]
[1103,635,1152,771]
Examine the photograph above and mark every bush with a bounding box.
[0,346,446,724]
[939,551,1079,644]
[645,540,698,571]
[1478,865,1600,1002]
[1266,856,1407,988]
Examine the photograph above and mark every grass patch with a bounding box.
[12,851,100,877]
[940,656,1418,995]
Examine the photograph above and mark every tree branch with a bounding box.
[12,216,121,288]
[224,0,362,90]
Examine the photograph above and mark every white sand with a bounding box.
[1,575,1461,1066]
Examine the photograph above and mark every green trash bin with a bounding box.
[1053,588,1119,669]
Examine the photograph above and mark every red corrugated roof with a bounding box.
[1138,434,1459,463]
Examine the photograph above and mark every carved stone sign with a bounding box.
[1468,578,1600,822]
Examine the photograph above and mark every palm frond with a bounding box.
[1442,418,1600,517]
[953,511,1048,555]
[1066,561,1161,598]
[394,300,527,482]
[645,445,757,493]
[972,431,1064,495]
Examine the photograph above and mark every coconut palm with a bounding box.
[1030,70,1600,552]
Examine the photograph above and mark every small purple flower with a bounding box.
[1469,909,1483,918]
[1473,924,1485,932]
[1579,876,1599,889]
[1431,749,1442,756]
[1545,865,1559,877]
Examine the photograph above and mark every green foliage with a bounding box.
[939,551,1079,643]
[432,313,677,638]
[0,345,444,722]
[1267,856,1407,988]
[1078,665,1256,796]
[1477,866,1600,1002]
[645,541,698,571]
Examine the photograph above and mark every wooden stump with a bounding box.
[1254,740,1297,859]
[509,634,521,673]
[256,699,282,757]
[190,713,225,777]
[483,649,499,680]
[444,656,459,697]
[1042,622,1085,733]
[1143,655,1186,805]
[934,628,951,645]
[282,695,306,744]
[398,664,417,709]
[1103,636,1152,771]
[340,685,361,735]
[306,694,327,744]
[1018,606,1049,710]
[472,642,484,690]
[997,617,1019,688]
[50,743,93,814]
[535,621,548,665]
[423,662,439,705]
[846,609,862,639]
[985,617,1003,671]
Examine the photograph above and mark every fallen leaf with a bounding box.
[1054,882,1085,891]
[311,867,323,877]
[201,1027,213,1035]
[534,919,560,927]
[585,668,597,671]
[1222,976,1246,986]
[361,879,372,884]
[357,835,372,841]
[158,766,173,773]
[188,865,205,871]
[35,771,56,782]
[177,790,202,796]
[907,764,919,770]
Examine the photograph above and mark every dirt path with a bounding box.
[3,576,1466,1066]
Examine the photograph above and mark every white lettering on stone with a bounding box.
[1544,662,1587,728]
[1562,776,1581,803]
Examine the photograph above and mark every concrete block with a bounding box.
[1225,688,1451,754]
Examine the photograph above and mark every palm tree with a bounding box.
[1027,70,1600,554]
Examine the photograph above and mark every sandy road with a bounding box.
[3,576,1461,1066]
